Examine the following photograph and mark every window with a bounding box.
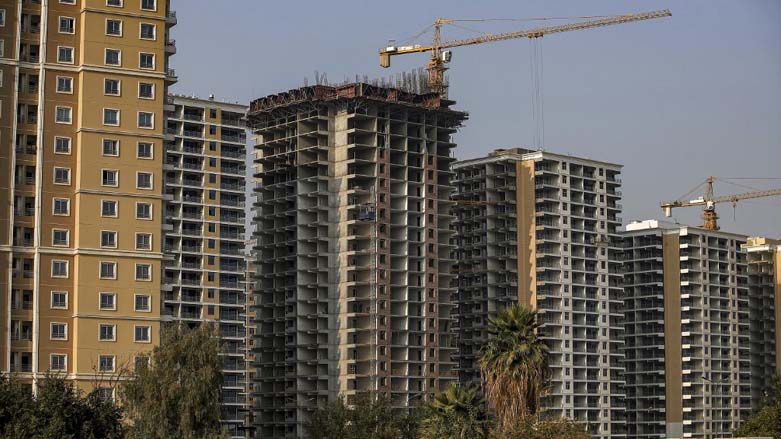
[55,106,72,123]
[140,23,156,40]
[102,139,119,156]
[57,47,74,63]
[50,354,67,371]
[136,172,152,189]
[51,323,67,340]
[106,19,122,36]
[101,200,118,217]
[107,0,123,6]
[56,76,73,93]
[101,231,117,248]
[99,292,116,310]
[139,53,154,69]
[137,142,153,158]
[104,78,120,95]
[135,295,151,312]
[51,291,68,309]
[138,82,154,99]
[99,324,116,341]
[137,111,154,128]
[98,355,115,372]
[0,9,5,27]
[52,229,69,247]
[141,0,156,11]
[103,108,120,126]
[105,48,121,65]
[53,198,70,216]
[60,0,77,4]
[54,167,71,185]
[54,137,71,154]
[102,169,118,187]
[59,17,75,34]
[134,326,151,343]
[99,261,117,279]
[136,233,152,250]
[135,264,151,281]
[136,202,152,219]
[52,260,69,278]
[96,387,114,402]
[134,355,149,372]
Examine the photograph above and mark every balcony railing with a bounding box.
[183,113,203,122]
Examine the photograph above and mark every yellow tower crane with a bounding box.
[379,10,672,97]
[661,176,781,230]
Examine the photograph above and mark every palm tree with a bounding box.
[418,384,488,439]
[477,304,548,432]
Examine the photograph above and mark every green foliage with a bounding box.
[494,417,590,439]
[734,379,781,438]
[306,393,418,439]
[477,305,549,432]
[0,374,124,439]
[418,384,489,439]
[121,324,227,439]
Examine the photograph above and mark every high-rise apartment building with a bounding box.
[453,148,626,438]
[622,220,751,439]
[162,94,249,438]
[1,0,175,394]
[743,236,781,408]
[249,83,466,438]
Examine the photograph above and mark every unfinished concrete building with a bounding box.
[249,83,466,438]
[453,148,626,438]
[162,95,249,438]
[743,236,781,408]
[622,220,751,439]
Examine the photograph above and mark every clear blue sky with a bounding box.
[171,0,780,237]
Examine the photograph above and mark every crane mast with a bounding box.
[380,9,672,96]
[661,176,781,230]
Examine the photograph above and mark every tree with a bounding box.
[121,324,227,439]
[734,379,781,438]
[0,374,124,439]
[477,305,549,432]
[495,417,589,439]
[418,384,489,439]
[306,393,418,439]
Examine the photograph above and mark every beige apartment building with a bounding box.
[622,220,752,439]
[743,236,781,408]
[1,0,176,395]
[453,148,626,438]
[163,94,249,437]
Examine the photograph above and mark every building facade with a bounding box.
[1,0,175,394]
[622,220,751,439]
[743,236,781,408]
[249,83,466,438]
[453,148,626,438]
[162,94,249,437]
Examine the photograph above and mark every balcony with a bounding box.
[165,39,177,54]
[166,69,178,82]
[167,11,178,25]
[183,113,203,122]
[15,142,39,155]
[221,134,246,144]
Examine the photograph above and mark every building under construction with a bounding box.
[249,82,466,438]
[453,148,626,438]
